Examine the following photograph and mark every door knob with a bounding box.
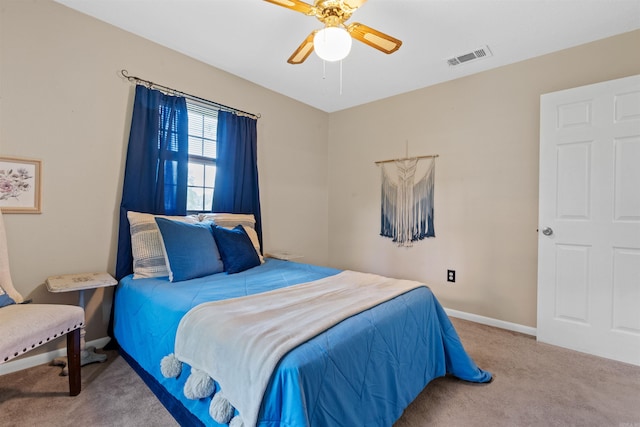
[541,227,553,236]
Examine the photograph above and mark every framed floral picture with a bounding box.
[0,157,42,214]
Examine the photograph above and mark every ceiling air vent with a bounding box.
[447,45,492,67]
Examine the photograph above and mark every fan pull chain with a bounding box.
[339,60,343,95]
[319,60,344,95]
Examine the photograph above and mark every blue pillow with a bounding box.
[0,292,15,308]
[155,217,224,282]
[210,224,261,274]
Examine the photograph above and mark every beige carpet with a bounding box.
[1,318,639,427]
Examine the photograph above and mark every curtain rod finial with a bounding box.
[120,69,136,83]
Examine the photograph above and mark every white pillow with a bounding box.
[198,213,263,263]
[127,211,199,279]
[198,213,255,228]
[239,225,264,264]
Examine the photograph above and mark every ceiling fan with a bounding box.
[264,0,402,64]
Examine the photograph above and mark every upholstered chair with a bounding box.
[0,210,84,396]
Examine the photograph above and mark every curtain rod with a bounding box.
[120,70,260,120]
[375,154,439,165]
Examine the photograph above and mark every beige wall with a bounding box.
[0,0,330,348]
[1,0,639,355]
[327,30,640,328]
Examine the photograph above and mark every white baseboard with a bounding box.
[444,307,537,337]
[0,336,111,376]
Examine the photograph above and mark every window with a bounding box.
[186,102,217,213]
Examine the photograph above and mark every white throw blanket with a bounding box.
[173,270,425,427]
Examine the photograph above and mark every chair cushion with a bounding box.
[0,304,84,363]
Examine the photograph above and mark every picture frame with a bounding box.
[0,157,42,214]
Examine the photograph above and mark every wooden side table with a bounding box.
[265,251,304,261]
[46,272,117,375]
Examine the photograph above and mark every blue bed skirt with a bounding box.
[113,259,491,426]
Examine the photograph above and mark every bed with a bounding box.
[113,212,491,427]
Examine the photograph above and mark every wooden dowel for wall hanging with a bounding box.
[374,154,439,165]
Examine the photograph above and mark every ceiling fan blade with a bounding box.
[347,22,402,54]
[287,31,317,64]
[343,0,368,10]
[264,0,315,15]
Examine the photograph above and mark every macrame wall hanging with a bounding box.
[376,153,438,247]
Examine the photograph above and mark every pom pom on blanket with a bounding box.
[184,368,215,400]
[209,391,234,424]
[160,354,182,378]
[229,415,244,427]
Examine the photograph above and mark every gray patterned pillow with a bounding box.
[127,211,199,279]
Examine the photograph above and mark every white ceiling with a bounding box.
[54,0,640,113]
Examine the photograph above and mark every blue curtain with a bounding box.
[212,111,262,245]
[115,85,189,279]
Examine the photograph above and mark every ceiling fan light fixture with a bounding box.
[313,26,352,62]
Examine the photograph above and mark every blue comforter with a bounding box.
[114,259,491,426]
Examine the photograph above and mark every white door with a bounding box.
[538,74,640,366]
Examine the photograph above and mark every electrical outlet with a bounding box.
[447,270,456,283]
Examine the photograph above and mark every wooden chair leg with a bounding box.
[66,328,81,396]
